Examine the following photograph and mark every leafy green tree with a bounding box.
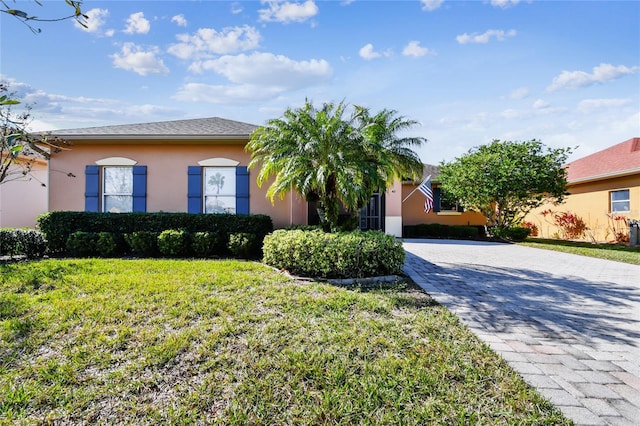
[438,139,572,229]
[1,0,87,34]
[246,100,425,231]
[355,106,425,197]
[1,83,71,185]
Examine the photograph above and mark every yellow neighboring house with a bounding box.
[0,156,48,228]
[526,138,640,242]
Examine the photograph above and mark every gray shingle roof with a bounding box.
[50,117,259,138]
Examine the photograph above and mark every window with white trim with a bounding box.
[103,166,133,213]
[204,167,236,214]
[610,189,630,213]
[85,158,146,213]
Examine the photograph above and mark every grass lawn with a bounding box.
[1,258,570,425]
[519,238,640,265]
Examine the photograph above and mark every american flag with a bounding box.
[418,176,434,213]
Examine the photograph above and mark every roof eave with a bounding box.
[568,167,640,185]
[53,134,251,141]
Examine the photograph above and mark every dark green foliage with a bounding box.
[37,212,273,254]
[157,229,191,257]
[96,232,121,257]
[228,233,256,259]
[403,224,483,239]
[247,100,424,232]
[66,231,97,257]
[263,229,405,279]
[490,226,531,242]
[438,139,572,228]
[124,231,159,257]
[191,231,224,257]
[0,229,47,258]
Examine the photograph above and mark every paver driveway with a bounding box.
[402,239,640,426]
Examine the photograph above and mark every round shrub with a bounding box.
[124,231,159,257]
[157,229,191,257]
[192,231,223,257]
[263,229,405,279]
[490,226,531,242]
[66,231,98,257]
[228,232,256,259]
[96,232,120,257]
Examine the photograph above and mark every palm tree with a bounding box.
[246,100,425,231]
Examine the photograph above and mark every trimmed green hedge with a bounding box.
[489,226,531,242]
[37,211,273,256]
[0,228,47,259]
[403,223,484,239]
[263,229,405,279]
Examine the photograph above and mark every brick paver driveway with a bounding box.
[402,239,640,426]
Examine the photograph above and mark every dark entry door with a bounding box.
[359,193,384,231]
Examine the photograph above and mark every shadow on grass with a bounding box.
[404,250,640,346]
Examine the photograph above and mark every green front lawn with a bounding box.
[519,238,640,265]
[1,259,569,424]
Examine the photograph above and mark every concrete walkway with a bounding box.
[402,239,640,426]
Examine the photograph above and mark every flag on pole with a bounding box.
[417,176,434,213]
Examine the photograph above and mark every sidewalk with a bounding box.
[402,239,640,426]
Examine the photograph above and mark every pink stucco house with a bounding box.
[46,117,485,236]
[0,156,48,228]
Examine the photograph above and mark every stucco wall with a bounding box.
[48,141,307,229]
[0,161,48,229]
[401,182,486,228]
[525,174,640,242]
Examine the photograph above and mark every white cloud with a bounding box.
[546,63,639,92]
[421,0,444,11]
[258,1,319,24]
[402,41,434,57]
[231,2,244,14]
[171,14,187,27]
[506,87,529,100]
[75,8,114,37]
[577,98,632,113]
[359,43,392,60]
[168,25,261,60]
[174,83,283,104]
[456,29,517,44]
[111,43,169,76]
[491,0,520,8]
[124,12,150,35]
[188,52,332,87]
[532,99,549,109]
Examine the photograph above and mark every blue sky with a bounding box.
[1,0,639,164]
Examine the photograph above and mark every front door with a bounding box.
[359,193,384,231]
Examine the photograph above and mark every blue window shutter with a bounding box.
[85,165,99,212]
[188,166,202,213]
[236,166,249,215]
[433,187,441,213]
[132,165,147,212]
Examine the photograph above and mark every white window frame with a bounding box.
[102,166,134,213]
[203,167,236,214]
[610,189,630,213]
